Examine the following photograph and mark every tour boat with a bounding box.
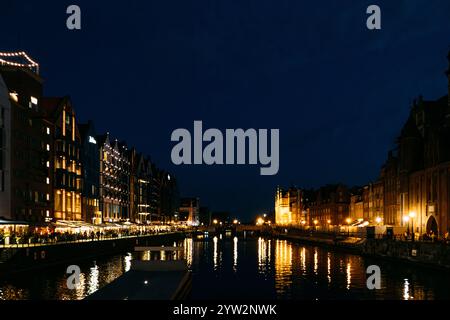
[85,246,192,300]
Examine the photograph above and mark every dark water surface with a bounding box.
[1,237,449,300]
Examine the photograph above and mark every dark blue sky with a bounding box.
[2,1,450,221]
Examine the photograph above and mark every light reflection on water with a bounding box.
[1,237,450,300]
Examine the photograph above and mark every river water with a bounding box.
[0,236,449,300]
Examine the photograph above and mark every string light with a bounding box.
[0,51,39,74]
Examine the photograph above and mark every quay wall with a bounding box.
[0,232,185,275]
[277,232,450,271]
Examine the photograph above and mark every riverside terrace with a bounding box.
[0,219,191,247]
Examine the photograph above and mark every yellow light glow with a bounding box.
[403,216,410,223]
[346,218,351,224]
[213,219,218,225]
[409,211,416,218]
[313,220,318,225]
[375,217,382,224]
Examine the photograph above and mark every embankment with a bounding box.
[0,232,185,275]
[277,232,450,271]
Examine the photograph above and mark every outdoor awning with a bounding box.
[0,219,29,226]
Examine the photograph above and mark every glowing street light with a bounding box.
[409,211,416,241]
[213,219,218,225]
[346,218,352,237]
[233,219,238,224]
[375,216,382,225]
[300,220,306,230]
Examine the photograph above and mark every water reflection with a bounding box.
[300,247,306,275]
[233,237,238,272]
[258,237,271,275]
[88,264,99,295]
[346,262,351,290]
[274,240,292,296]
[403,279,410,300]
[0,237,449,300]
[124,253,132,272]
[213,236,219,270]
[184,238,193,268]
[327,253,331,284]
[313,248,318,275]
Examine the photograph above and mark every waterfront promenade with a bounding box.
[0,231,183,249]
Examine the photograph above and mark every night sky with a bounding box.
[1,1,450,221]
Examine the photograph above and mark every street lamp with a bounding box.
[403,215,410,239]
[346,218,351,236]
[375,216,382,225]
[409,211,416,241]
[327,220,331,233]
[213,219,218,225]
[313,220,318,232]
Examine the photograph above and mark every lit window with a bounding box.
[46,210,50,217]
[46,144,50,151]
[46,161,50,168]
[46,194,50,201]
[30,96,38,108]
[46,127,50,135]
[46,177,50,185]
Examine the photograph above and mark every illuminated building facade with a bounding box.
[0,54,52,222]
[349,188,363,221]
[375,51,450,236]
[41,97,83,221]
[129,150,155,224]
[362,181,384,223]
[275,186,306,226]
[308,184,350,226]
[79,121,101,224]
[97,133,130,222]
